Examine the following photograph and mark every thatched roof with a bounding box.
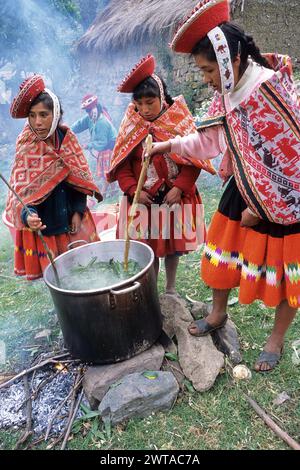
[77,0,202,53]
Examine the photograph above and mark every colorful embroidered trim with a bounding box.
[205,242,300,286]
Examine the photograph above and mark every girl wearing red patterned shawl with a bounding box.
[6,75,102,280]
[107,55,215,295]
[147,0,300,372]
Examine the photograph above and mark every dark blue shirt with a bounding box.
[21,128,87,236]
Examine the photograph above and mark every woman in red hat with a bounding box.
[6,75,102,280]
[147,0,300,371]
[71,95,117,197]
[107,55,215,295]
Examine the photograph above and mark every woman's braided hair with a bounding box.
[192,22,273,75]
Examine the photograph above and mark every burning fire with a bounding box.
[54,362,68,374]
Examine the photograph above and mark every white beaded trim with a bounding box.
[207,26,234,94]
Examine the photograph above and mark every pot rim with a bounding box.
[43,240,155,296]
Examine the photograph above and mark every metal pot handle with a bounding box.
[67,240,88,250]
[110,281,141,295]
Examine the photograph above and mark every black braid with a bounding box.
[244,33,273,69]
[192,22,273,76]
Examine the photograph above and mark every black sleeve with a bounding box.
[20,206,38,226]
[67,186,87,217]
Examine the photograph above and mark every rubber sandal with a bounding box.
[188,315,228,337]
[254,348,283,373]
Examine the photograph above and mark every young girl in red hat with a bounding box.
[6,75,102,280]
[146,0,300,371]
[107,55,215,295]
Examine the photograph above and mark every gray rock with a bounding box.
[157,330,178,356]
[98,371,179,425]
[159,294,177,339]
[160,295,224,392]
[161,359,185,389]
[191,301,212,318]
[83,343,165,409]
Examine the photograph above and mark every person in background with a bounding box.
[6,75,102,280]
[107,55,215,295]
[71,94,117,197]
[146,0,300,372]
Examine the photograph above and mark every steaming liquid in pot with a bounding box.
[58,257,142,291]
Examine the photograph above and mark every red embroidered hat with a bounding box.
[118,55,156,93]
[10,75,45,119]
[170,0,230,53]
[81,94,98,110]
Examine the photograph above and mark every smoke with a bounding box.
[0,0,129,149]
[0,0,84,143]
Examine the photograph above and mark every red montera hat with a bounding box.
[81,94,98,110]
[10,75,45,118]
[170,0,230,53]
[118,55,156,93]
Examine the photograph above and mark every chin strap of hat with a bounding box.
[152,73,167,110]
[207,26,235,95]
[43,88,61,139]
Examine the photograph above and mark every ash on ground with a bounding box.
[0,368,85,437]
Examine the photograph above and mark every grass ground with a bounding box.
[0,175,299,450]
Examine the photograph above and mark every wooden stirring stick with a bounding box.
[124,134,153,271]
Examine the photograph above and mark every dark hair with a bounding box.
[192,22,272,76]
[133,76,174,106]
[30,91,64,121]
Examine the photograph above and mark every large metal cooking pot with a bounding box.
[44,240,162,364]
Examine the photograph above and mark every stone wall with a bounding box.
[232,0,300,65]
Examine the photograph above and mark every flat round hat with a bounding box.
[170,0,230,53]
[118,55,156,93]
[10,75,45,119]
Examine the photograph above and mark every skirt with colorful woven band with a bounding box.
[202,177,300,308]
[117,190,206,258]
[14,209,99,280]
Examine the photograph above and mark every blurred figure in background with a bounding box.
[71,94,118,198]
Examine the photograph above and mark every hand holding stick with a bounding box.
[0,172,60,286]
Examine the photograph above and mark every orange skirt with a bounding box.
[14,209,99,280]
[117,192,205,258]
[202,211,300,308]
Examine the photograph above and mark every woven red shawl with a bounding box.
[6,124,102,229]
[107,95,215,182]
[200,55,300,225]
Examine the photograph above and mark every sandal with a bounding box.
[188,315,228,337]
[254,348,283,373]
